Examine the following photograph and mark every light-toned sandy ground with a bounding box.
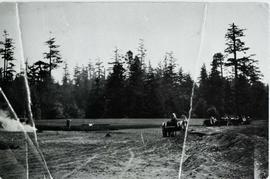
[0,122,268,179]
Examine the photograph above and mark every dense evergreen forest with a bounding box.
[0,24,268,120]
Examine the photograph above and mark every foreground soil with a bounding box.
[0,122,268,179]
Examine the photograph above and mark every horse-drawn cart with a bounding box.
[162,120,187,137]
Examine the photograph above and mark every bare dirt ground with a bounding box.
[0,122,268,179]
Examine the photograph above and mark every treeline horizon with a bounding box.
[0,23,268,120]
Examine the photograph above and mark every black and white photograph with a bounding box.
[0,1,268,178]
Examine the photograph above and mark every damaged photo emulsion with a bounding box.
[0,2,268,179]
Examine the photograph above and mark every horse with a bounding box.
[177,120,187,131]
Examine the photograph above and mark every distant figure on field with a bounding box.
[66,119,71,129]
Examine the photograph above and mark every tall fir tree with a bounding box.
[137,39,147,70]
[198,64,208,99]
[143,62,163,117]
[224,23,259,115]
[27,60,50,84]
[43,33,62,77]
[213,53,224,78]
[104,51,126,118]
[208,55,225,116]
[225,23,249,80]
[85,61,105,118]
[62,62,71,86]
[194,64,209,117]
[126,51,145,117]
[161,52,179,116]
[0,30,16,82]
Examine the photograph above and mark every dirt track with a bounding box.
[0,123,268,179]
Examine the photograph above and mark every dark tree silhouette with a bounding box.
[224,23,260,115]
[85,77,105,118]
[104,51,126,117]
[161,52,178,115]
[198,64,208,99]
[194,64,209,117]
[126,53,145,117]
[27,60,50,84]
[213,53,224,78]
[0,30,16,82]
[62,62,71,86]
[0,26,267,120]
[143,63,163,117]
[137,39,147,67]
[225,23,249,80]
[208,55,225,115]
[43,34,62,77]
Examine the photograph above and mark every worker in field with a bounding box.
[170,113,178,126]
[167,113,178,136]
[210,116,217,125]
[180,115,188,131]
[181,115,188,122]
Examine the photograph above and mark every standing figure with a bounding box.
[167,113,177,136]
[210,116,217,125]
[170,113,178,125]
[180,115,188,131]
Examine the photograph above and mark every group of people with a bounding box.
[206,114,252,126]
[222,115,251,125]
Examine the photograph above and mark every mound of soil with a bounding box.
[183,125,268,179]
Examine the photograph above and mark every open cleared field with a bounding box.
[0,120,268,179]
[35,118,204,130]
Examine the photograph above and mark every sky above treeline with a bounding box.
[0,2,269,83]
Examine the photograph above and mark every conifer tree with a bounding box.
[161,52,178,115]
[225,23,249,80]
[143,62,163,117]
[198,64,208,99]
[43,33,62,77]
[28,60,50,84]
[0,30,16,82]
[224,23,263,115]
[137,39,147,68]
[213,53,224,78]
[62,62,70,86]
[126,51,145,117]
[104,49,126,117]
[208,55,225,115]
